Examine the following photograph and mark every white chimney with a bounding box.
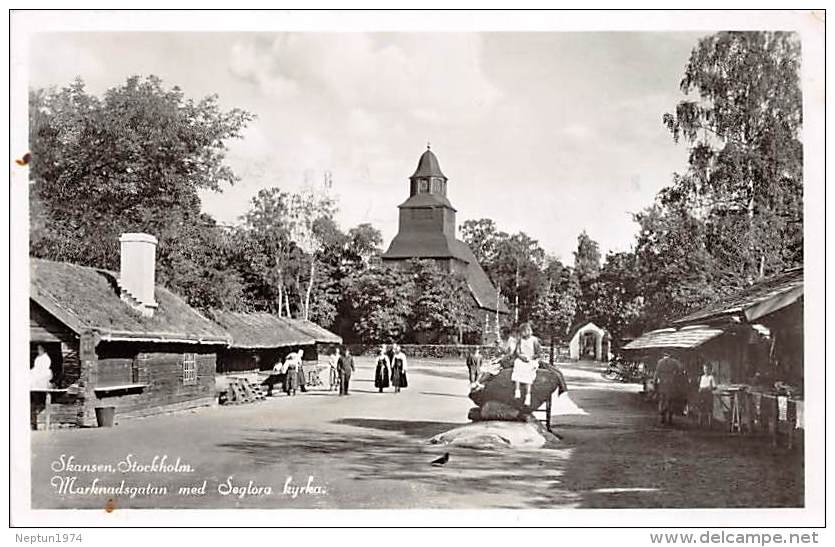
[118,233,159,317]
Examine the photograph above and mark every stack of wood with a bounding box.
[220,376,267,405]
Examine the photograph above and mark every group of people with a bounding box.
[652,351,717,426]
[267,349,308,396]
[467,322,543,407]
[373,344,408,393]
[264,346,357,397]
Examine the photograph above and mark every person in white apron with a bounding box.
[511,323,541,407]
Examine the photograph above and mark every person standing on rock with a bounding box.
[391,345,408,393]
[466,347,483,387]
[511,322,542,407]
[654,350,686,425]
[374,345,391,393]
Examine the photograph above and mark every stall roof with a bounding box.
[674,267,803,325]
[623,326,724,351]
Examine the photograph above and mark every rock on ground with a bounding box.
[429,419,560,449]
[469,366,565,412]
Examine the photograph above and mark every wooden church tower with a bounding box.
[382,146,508,319]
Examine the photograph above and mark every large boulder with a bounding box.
[469,364,566,412]
[478,400,525,421]
[429,419,559,449]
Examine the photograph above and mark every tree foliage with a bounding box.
[29,76,254,310]
[531,258,580,345]
[661,31,802,282]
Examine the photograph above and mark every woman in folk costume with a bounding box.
[390,345,408,393]
[511,322,542,407]
[295,349,307,393]
[374,345,391,393]
[282,351,300,396]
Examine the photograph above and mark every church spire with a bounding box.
[410,146,447,180]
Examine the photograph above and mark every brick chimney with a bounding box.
[118,233,159,318]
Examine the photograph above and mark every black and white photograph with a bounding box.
[8,9,826,531]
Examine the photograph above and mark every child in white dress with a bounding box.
[512,323,541,407]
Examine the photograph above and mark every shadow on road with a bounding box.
[332,417,461,439]
[216,423,580,508]
[553,385,805,508]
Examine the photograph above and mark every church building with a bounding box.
[382,146,509,336]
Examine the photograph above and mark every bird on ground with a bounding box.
[430,452,450,466]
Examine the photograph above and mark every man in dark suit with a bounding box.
[466,347,483,386]
[654,351,686,425]
[337,347,355,396]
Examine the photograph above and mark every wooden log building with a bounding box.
[29,234,230,429]
[380,146,509,343]
[210,310,341,374]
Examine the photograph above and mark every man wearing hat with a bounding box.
[653,350,686,425]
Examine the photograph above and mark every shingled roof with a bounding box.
[286,319,343,344]
[210,310,343,349]
[210,311,311,349]
[674,267,803,325]
[451,240,510,314]
[397,193,456,210]
[410,148,447,179]
[30,258,230,345]
[623,326,724,351]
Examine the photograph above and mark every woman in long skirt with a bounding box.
[391,345,408,393]
[295,349,307,393]
[374,345,390,393]
[284,355,299,396]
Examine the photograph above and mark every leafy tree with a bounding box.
[460,218,504,265]
[573,230,601,286]
[239,187,296,315]
[345,223,383,268]
[287,188,338,320]
[29,75,253,310]
[662,31,802,282]
[343,266,415,343]
[583,251,645,347]
[491,232,546,324]
[531,258,580,361]
[407,260,479,344]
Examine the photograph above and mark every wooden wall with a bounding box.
[93,342,218,420]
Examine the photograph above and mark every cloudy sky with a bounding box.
[29,31,706,261]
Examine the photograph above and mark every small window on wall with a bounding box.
[182,353,197,386]
[418,179,429,193]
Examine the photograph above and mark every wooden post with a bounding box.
[44,391,51,431]
[78,330,99,427]
[772,395,779,447]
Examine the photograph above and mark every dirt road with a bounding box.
[30,359,803,509]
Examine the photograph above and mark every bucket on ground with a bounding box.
[95,406,116,427]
